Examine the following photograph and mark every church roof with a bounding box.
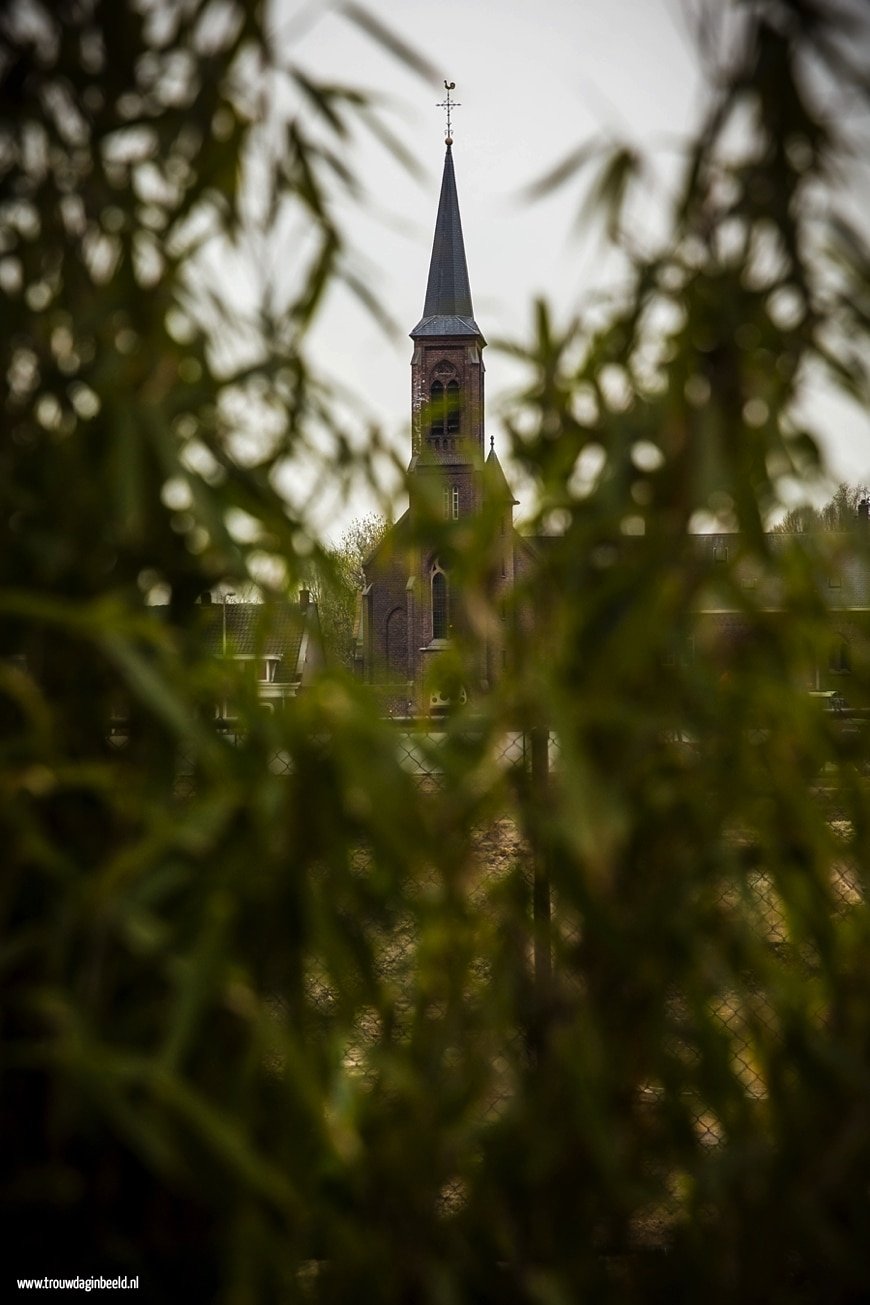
[411,142,483,341]
[485,444,519,504]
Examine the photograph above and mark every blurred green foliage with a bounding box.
[2,2,870,1303]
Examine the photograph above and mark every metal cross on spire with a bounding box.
[436,80,460,143]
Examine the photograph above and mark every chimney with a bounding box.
[299,587,310,611]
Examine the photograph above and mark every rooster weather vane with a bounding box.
[436,80,460,142]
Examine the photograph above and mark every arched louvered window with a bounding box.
[430,378,461,438]
[430,381,444,438]
[432,565,449,640]
[446,379,460,434]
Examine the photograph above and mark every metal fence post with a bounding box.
[529,724,552,1060]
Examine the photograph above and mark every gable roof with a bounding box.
[195,599,318,682]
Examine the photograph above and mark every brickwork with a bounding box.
[410,339,485,465]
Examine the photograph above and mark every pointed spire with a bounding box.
[485,440,519,503]
[411,142,483,340]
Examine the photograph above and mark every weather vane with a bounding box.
[436,80,460,143]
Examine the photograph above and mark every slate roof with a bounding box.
[196,600,313,682]
[411,142,483,341]
[484,445,519,503]
[691,532,870,611]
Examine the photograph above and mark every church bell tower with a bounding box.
[408,132,486,525]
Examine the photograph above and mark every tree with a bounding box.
[311,513,389,667]
[773,482,870,532]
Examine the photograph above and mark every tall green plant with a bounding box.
[2,1,870,1302]
[0,1,432,1296]
[476,2,870,1298]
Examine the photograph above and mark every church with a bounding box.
[356,126,870,721]
[356,132,531,716]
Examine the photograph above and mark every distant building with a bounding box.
[689,529,870,708]
[356,138,870,719]
[102,594,325,744]
[357,139,530,714]
[197,592,325,724]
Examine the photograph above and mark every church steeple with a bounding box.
[357,111,516,710]
[411,142,483,341]
[408,135,486,471]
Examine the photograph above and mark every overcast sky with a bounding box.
[265,0,870,536]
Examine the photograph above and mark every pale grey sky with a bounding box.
[263,0,870,535]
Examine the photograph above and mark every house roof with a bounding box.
[410,142,483,342]
[692,532,870,612]
[196,599,315,682]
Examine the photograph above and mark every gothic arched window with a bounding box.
[446,379,460,434]
[429,381,444,438]
[431,564,449,640]
[429,377,461,439]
